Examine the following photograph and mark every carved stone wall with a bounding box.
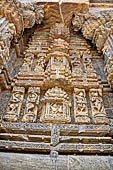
[72,8,113,88]
[0,0,113,169]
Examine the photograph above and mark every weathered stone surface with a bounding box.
[69,155,113,170]
[0,153,113,170]
[0,0,113,169]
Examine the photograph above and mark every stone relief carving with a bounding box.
[89,89,108,124]
[40,86,71,123]
[0,1,113,159]
[72,13,85,32]
[19,2,44,28]
[45,38,71,82]
[83,55,97,77]
[3,86,25,122]
[0,20,16,66]
[73,88,90,124]
[0,40,9,64]
[49,23,70,43]
[20,53,34,72]
[34,53,45,72]
[35,5,44,25]
[103,35,113,88]
[22,87,40,123]
[71,54,83,76]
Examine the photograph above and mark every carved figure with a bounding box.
[34,54,44,72]
[35,5,44,25]
[71,55,83,75]
[89,89,108,124]
[22,87,40,123]
[3,87,25,122]
[40,87,71,123]
[21,53,34,72]
[74,88,90,124]
[50,103,63,116]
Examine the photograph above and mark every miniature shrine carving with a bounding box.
[34,53,45,72]
[40,87,71,123]
[21,53,34,72]
[0,1,113,168]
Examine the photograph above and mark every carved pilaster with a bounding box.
[50,150,58,170]
[51,125,60,147]
[3,86,25,122]
[89,89,108,125]
[22,87,40,123]
[73,88,90,124]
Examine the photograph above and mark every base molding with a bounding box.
[0,152,113,170]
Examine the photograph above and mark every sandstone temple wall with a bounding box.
[0,0,113,169]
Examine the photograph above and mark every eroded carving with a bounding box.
[19,3,44,28]
[34,53,45,72]
[20,53,34,72]
[71,55,83,76]
[89,89,108,124]
[73,88,90,124]
[22,87,40,123]
[45,38,71,82]
[3,86,25,122]
[40,87,71,123]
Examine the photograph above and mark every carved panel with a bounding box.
[73,88,90,124]
[49,23,70,43]
[71,54,83,76]
[45,55,71,81]
[40,87,71,123]
[20,53,34,72]
[89,89,108,125]
[22,87,40,123]
[45,38,71,82]
[34,53,45,72]
[3,87,25,122]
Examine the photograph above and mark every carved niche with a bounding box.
[40,86,71,123]
[73,88,90,124]
[34,53,45,72]
[22,87,40,123]
[3,86,25,122]
[45,38,71,82]
[20,53,34,72]
[89,88,108,124]
[71,54,83,76]
[83,55,97,78]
